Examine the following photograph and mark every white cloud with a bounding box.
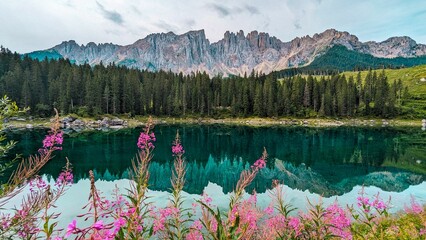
[0,0,425,53]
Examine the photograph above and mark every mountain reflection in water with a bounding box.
[4,124,426,196]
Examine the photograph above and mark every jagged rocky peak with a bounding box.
[53,40,81,55]
[362,35,424,58]
[381,36,418,49]
[58,40,79,46]
[56,40,79,48]
[33,28,426,76]
[185,29,206,38]
[86,42,98,48]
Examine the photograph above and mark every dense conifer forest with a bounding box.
[0,47,409,118]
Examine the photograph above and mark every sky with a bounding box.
[1,0,426,53]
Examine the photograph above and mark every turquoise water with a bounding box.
[4,125,426,196]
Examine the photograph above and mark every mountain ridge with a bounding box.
[27,28,426,76]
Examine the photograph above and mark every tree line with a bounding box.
[0,47,407,118]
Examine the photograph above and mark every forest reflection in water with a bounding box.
[5,124,426,196]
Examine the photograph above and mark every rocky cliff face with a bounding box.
[42,29,426,76]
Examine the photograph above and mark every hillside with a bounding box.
[340,65,426,96]
[338,65,426,118]
[304,45,426,72]
[274,46,426,77]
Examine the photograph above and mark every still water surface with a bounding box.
[5,125,426,197]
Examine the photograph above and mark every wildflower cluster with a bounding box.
[172,139,184,156]
[39,131,63,154]
[39,112,64,155]
[55,169,73,187]
[252,157,266,169]
[137,131,156,150]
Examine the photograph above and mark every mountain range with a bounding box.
[27,29,426,76]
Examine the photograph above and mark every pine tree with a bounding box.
[253,83,264,116]
[103,84,111,114]
[364,70,373,115]
[374,70,388,116]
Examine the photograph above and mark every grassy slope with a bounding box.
[341,65,426,118]
[339,65,426,96]
[300,65,426,118]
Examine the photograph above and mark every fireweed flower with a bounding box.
[172,142,184,155]
[187,220,203,240]
[252,158,266,169]
[372,199,387,210]
[29,176,47,192]
[114,217,126,229]
[171,132,185,156]
[404,196,423,214]
[0,214,11,230]
[55,170,74,187]
[152,207,179,234]
[201,192,212,206]
[93,220,104,230]
[65,219,77,237]
[357,196,370,207]
[264,205,274,215]
[137,132,156,150]
[325,203,352,239]
[288,217,302,235]
[39,131,64,154]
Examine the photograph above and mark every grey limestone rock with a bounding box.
[32,29,426,77]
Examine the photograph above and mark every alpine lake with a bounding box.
[3,124,426,221]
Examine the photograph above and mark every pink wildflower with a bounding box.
[114,217,126,229]
[248,193,257,204]
[265,215,286,231]
[372,199,387,210]
[39,131,63,154]
[405,197,423,214]
[93,220,104,230]
[153,207,179,234]
[153,218,165,233]
[172,143,184,155]
[65,219,77,237]
[244,208,258,228]
[202,193,212,205]
[29,176,47,192]
[357,196,370,207]
[193,220,203,230]
[210,218,218,232]
[288,217,302,235]
[55,170,73,186]
[0,214,11,230]
[137,132,156,150]
[252,158,266,169]
[187,221,203,240]
[187,231,203,240]
[264,206,274,215]
[325,203,352,239]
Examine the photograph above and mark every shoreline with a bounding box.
[3,116,426,130]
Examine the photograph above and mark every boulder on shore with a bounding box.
[61,116,76,124]
[72,119,85,126]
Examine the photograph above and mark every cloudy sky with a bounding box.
[1,0,425,53]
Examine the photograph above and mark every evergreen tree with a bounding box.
[253,83,264,116]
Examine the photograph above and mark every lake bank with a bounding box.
[4,115,426,131]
